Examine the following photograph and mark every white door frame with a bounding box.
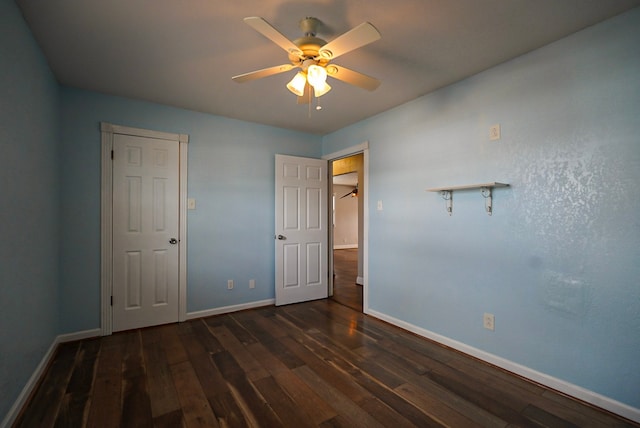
[100,122,189,335]
[323,141,369,313]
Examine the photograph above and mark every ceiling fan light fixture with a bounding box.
[286,72,307,96]
[306,64,327,87]
[313,81,331,97]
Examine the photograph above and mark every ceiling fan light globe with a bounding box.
[286,72,307,96]
[307,64,327,87]
[313,81,331,97]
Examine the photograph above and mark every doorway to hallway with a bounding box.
[330,153,364,312]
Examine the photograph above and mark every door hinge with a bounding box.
[111,150,114,160]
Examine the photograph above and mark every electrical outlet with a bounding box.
[249,279,255,289]
[483,313,495,331]
[227,280,234,290]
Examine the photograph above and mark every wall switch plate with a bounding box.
[187,198,196,210]
[227,280,234,290]
[489,124,501,141]
[377,200,383,211]
[483,313,495,331]
[249,279,255,289]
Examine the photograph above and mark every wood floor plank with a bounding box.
[190,319,225,355]
[15,341,80,428]
[152,408,185,428]
[293,365,385,428]
[522,404,580,428]
[252,375,316,428]
[425,369,539,427]
[358,340,537,426]
[211,350,284,427]
[179,327,251,427]
[277,317,408,395]
[171,361,219,427]
[231,312,306,370]
[160,323,189,366]
[205,314,258,346]
[208,323,270,381]
[394,382,488,428]
[358,396,426,428]
[331,248,363,312]
[86,335,124,428]
[348,367,443,427]
[272,370,338,426]
[408,372,511,427]
[120,331,153,428]
[16,300,640,428]
[308,303,384,342]
[140,330,182,419]
[283,304,375,351]
[169,360,220,428]
[54,338,101,427]
[278,334,373,405]
[540,390,632,427]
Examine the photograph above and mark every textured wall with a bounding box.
[0,0,60,421]
[322,8,640,411]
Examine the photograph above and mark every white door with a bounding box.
[275,155,328,305]
[112,134,180,331]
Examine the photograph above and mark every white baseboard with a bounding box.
[334,244,358,250]
[57,328,101,343]
[1,328,101,428]
[186,299,275,320]
[367,309,640,424]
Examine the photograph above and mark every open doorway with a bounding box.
[331,154,363,312]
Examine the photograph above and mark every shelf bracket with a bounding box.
[440,190,453,216]
[481,186,492,216]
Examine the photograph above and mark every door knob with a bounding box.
[276,235,286,240]
[169,238,178,244]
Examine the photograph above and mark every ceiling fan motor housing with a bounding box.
[290,36,328,65]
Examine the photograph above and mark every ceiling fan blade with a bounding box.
[244,17,302,57]
[340,187,358,198]
[232,64,295,83]
[318,22,381,60]
[326,65,381,91]
[297,82,311,104]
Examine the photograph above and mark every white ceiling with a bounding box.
[16,0,640,135]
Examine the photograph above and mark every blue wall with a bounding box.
[0,0,60,420]
[59,88,322,332]
[2,0,639,421]
[323,8,640,410]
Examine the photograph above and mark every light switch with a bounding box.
[187,198,196,210]
[377,200,383,211]
[489,124,501,141]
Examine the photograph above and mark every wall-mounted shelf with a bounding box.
[427,182,509,216]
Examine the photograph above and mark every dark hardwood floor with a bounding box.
[14,300,638,427]
[331,248,362,312]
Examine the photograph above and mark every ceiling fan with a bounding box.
[232,17,381,103]
[340,184,358,199]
